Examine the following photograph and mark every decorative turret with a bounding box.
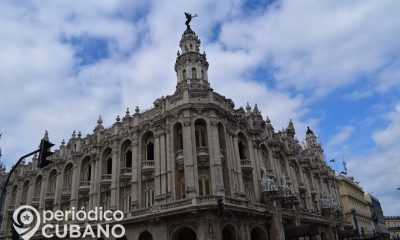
[286,119,295,138]
[305,126,319,148]
[175,14,209,91]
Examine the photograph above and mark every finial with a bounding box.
[266,116,271,124]
[126,108,130,116]
[61,139,65,146]
[135,106,140,113]
[78,131,82,138]
[116,115,121,122]
[42,130,49,141]
[97,115,103,125]
[246,102,251,111]
[306,126,314,135]
[253,104,260,114]
[72,130,76,138]
[177,50,180,56]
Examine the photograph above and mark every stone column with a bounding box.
[166,126,174,200]
[15,184,22,208]
[93,158,101,208]
[89,159,97,210]
[70,164,80,210]
[232,134,244,194]
[53,171,63,210]
[154,132,161,197]
[0,189,11,234]
[131,140,139,210]
[271,207,285,240]
[39,176,48,211]
[26,182,34,205]
[226,133,238,194]
[160,131,167,198]
[110,147,118,210]
[207,118,224,195]
[183,119,196,198]
[248,142,260,200]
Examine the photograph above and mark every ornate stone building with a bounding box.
[0,25,343,240]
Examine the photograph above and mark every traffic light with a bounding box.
[217,196,224,216]
[37,139,55,168]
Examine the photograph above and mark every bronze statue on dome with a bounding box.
[184,12,197,28]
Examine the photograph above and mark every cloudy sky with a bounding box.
[0,0,399,214]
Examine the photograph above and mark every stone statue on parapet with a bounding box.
[185,12,198,28]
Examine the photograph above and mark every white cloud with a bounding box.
[327,126,354,147]
[348,103,400,215]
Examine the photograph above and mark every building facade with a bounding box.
[337,175,374,238]
[0,25,343,240]
[385,216,400,239]
[364,194,390,239]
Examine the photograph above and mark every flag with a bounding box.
[329,159,335,162]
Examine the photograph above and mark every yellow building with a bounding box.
[337,174,374,238]
[385,216,400,239]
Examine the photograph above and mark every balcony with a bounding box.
[142,160,155,175]
[196,147,209,166]
[32,197,40,204]
[46,192,55,200]
[176,150,184,171]
[101,174,112,185]
[240,159,253,172]
[79,181,90,191]
[61,187,71,196]
[120,168,132,179]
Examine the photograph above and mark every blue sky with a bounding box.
[0,0,399,214]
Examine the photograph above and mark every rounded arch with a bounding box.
[173,122,183,151]
[121,139,132,170]
[172,226,197,240]
[33,175,43,199]
[250,227,267,240]
[102,147,113,175]
[222,224,238,240]
[63,163,74,188]
[47,169,58,193]
[81,156,92,182]
[194,118,208,148]
[21,180,30,203]
[138,231,153,240]
[191,67,197,79]
[142,131,154,161]
[10,185,18,203]
[238,132,248,160]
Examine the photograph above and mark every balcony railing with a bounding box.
[46,192,55,199]
[196,147,209,164]
[120,168,132,174]
[142,160,155,174]
[240,159,252,172]
[32,197,40,203]
[79,181,90,191]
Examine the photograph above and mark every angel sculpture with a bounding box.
[185,12,198,28]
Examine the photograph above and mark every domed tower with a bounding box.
[174,25,210,91]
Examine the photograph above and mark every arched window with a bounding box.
[146,140,154,161]
[260,145,269,168]
[198,175,210,196]
[21,181,29,203]
[63,164,73,188]
[182,69,187,80]
[125,151,132,168]
[106,157,112,174]
[195,119,207,147]
[34,176,42,199]
[81,158,91,182]
[48,170,57,194]
[192,67,197,79]
[10,186,17,204]
[238,138,247,160]
[138,231,153,240]
[201,70,204,79]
